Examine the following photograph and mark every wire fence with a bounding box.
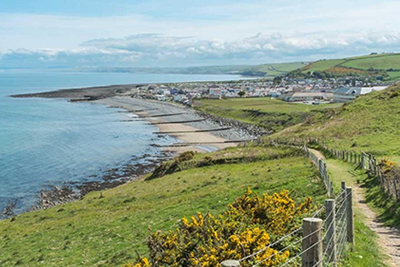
[221,143,354,267]
[266,137,400,201]
[317,141,400,201]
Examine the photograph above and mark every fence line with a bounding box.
[316,141,400,201]
[302,145,334,198]
[221,142,354,267]
[266,137,400,201]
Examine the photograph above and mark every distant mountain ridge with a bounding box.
[80,62,307,77]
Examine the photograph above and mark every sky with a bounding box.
[1,0,400,68]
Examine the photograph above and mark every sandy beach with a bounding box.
[96,96,253,153]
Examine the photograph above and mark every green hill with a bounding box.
[292,53,400,81]
[0,147,326,266]
[269,83,400,162]
[242,62,307,77]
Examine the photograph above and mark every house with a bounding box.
[209,88,222,99]
[155,95,168,101]
[333,86,389,102]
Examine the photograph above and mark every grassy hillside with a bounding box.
[2,83,399,267]
[194,98,342,133]
[245,62,307,77]
[295,53,400,80]
[0,147,326,267]
[269,84,400,161]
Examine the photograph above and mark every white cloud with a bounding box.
[1,31,400,68]
[1,0,400,68]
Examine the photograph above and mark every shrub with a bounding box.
[147,151,195,180]
[124,189,313,267]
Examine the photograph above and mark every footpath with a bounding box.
[309,149,400,267]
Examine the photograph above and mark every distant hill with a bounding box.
[83,62,307,77]
[288,53,400,81]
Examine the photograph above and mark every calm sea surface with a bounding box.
[0,71,247,213]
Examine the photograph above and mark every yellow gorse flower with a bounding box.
[124,189,313,267]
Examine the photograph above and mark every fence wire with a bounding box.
[223,142,354,267]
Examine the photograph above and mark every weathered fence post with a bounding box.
[302,218,323,267]
[325,199,337,266]
[361,153,365,169]
[346,187,354,246]
[330,181,334,198]
[221,260,240,267]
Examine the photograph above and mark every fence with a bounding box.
[318,143,400,201]
[303,145,334,198]
[220,143,354,267]
[221,183,354,267]
[266,137,400,201]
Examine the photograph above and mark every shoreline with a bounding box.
[4,86,260,217]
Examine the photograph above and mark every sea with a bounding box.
[0,70,248,214]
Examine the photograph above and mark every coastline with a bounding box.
[96,97,254,153]
[5,86,258,216]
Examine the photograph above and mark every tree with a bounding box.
[273,76,283,85]
[238,91,246,97]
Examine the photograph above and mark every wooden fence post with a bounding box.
[341,181,346,191]
[361,153,364,169]
[221,260,240,267]
[325,199,337,266]
[302,218,323,267]
[346,187,354,246]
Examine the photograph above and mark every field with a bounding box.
[195,98,342,133]
[341,54,400,70]
[303,59,347,72]
[250,62,307,76]
[299,53,400,81]
[0,147,326,267]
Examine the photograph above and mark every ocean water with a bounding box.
[0,71,247,214]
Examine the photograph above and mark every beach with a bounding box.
[8,82,259,212]
[14,82,257,153]
[97,97,254,153]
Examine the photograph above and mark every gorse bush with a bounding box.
[379,157,398,174]
[124,189,313,267]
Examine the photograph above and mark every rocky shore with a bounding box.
[6,84,266,217]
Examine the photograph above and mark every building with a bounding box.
[333,86,389,102]
[289,92,333,102]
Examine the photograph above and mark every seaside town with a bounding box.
[128,76,390,105]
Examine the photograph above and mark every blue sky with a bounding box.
[1,0,400,68]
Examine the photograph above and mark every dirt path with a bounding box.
[353,185,400,266]
[310,149,400,267]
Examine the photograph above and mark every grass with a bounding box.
[195,97,342,133]
[1,82,398,267]
[387,71,400,81]
[298,53,400,80]
[271,84,400,162]
[253,62,307,76]
[315,156,388,266]
[0,146,326,267]
[364,175,400,228]
[341,54,400,70]
[303,59,347,72]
